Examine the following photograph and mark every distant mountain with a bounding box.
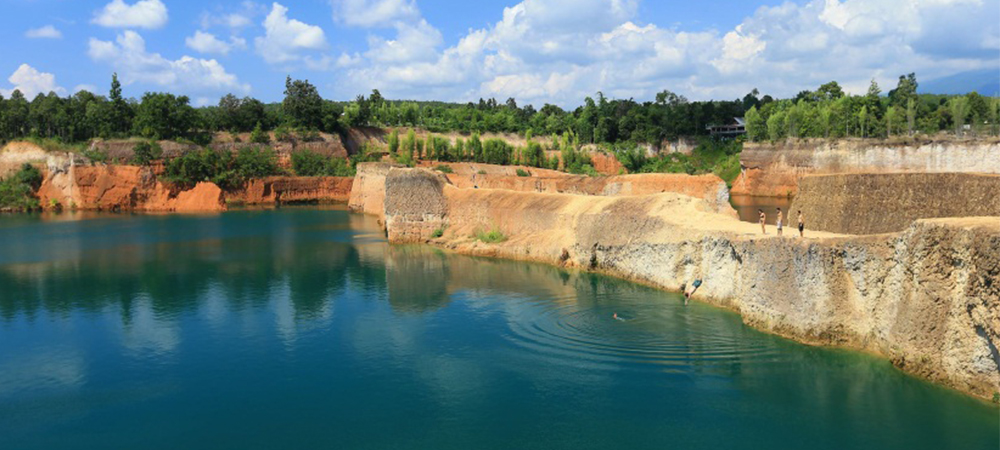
[918,68,1000,96]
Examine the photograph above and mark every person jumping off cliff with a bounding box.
[758,209,766,234]
[683,279,703,305]
[776,208,784,236]
[797,210,805,238]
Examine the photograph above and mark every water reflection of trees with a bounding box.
[0,212,388,322]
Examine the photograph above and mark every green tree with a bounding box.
[387,129,399,155]
[131,141,163,165]
[109,73,133,136]
[767,111,786,141]
[0,163,43,210]
[858,105,869,138]
[132,92,198,140]
[468,133,483,162]
[948,96,971,137]
[250,122,269,144]
[885,106,900,137]
[745,106,765,141]
[291,149,328,176]
[888,73,918,109]
[282,76,323,130]
[402,128,417,158]
[906,98,917,136]
[816,81,845,101]
[819,105,832,138]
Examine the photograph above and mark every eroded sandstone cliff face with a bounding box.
[446,172,733,214]
[355,162,734,217]
[374,168,1000,400]
[228,176,353,205]
[349,162,402,217]
[790,173,1000,235]
[733,139,1000,197]
[38,164,225,212]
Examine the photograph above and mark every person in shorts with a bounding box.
[797,210,805,237]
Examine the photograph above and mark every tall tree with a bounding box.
[888,73,918,109]
[109,73,133,136]
[948,96,971,137]
[282,76,324,130]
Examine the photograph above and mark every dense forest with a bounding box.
[0,72,997,208]
[2,73,996,148]
[744,75,1000,141]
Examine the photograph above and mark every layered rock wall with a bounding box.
[355,162,734,217]
[383,169,449,243]
[229,176,353,205]
[39,162,352,211]
[38,164,224,212]
[733,139,1000,197]
[376,167,1000,400]
[348,162,401,217]
[790,173,1000,234]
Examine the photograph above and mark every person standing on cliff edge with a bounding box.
[759,209,766,234]
[797,210,805,238]
[776,208,784,236]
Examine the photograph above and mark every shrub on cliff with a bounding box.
[274,125,293,142]
[292,149,355,177]
[516,169,530,177]
[164,148,230,189]
[482,139,514,165]
[250,122,270,144]
[292,149,326,176]
[0,163,43,211]
[474,228,507,244]
[233,147,280,182]
[164,147,280,190]
[434,165,453,174]
[613,144,647,173]
[387,130,400,155]
[131,141,163,166]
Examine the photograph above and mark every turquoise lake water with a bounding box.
[0,207,996,449]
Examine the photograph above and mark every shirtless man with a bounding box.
[797,210,805,238]
[776,208,784,236]
[758,209,766,234]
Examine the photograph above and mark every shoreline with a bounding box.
[418,239,1000,405]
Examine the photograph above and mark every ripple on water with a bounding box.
[502,293,786,373]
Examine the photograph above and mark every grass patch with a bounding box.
[474,227,507,244]
[516,168,530,177]
[22,137,87,154]
[434,165,454,174]
[477,169,487,175]
[430,227,445,238]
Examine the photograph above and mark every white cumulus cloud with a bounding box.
[88,31,249,95]
[92,0,169,29]
[332,0,421,27]
[255,3,328,64]
[0,64,66,99]
[185,31,247,55]
[329,0,1000,106]
[25,25,62,39]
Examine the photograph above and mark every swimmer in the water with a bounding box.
[613,312,625,321]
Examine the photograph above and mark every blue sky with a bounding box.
[1,0,998,107]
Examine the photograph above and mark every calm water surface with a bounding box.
[0,208,996,449]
